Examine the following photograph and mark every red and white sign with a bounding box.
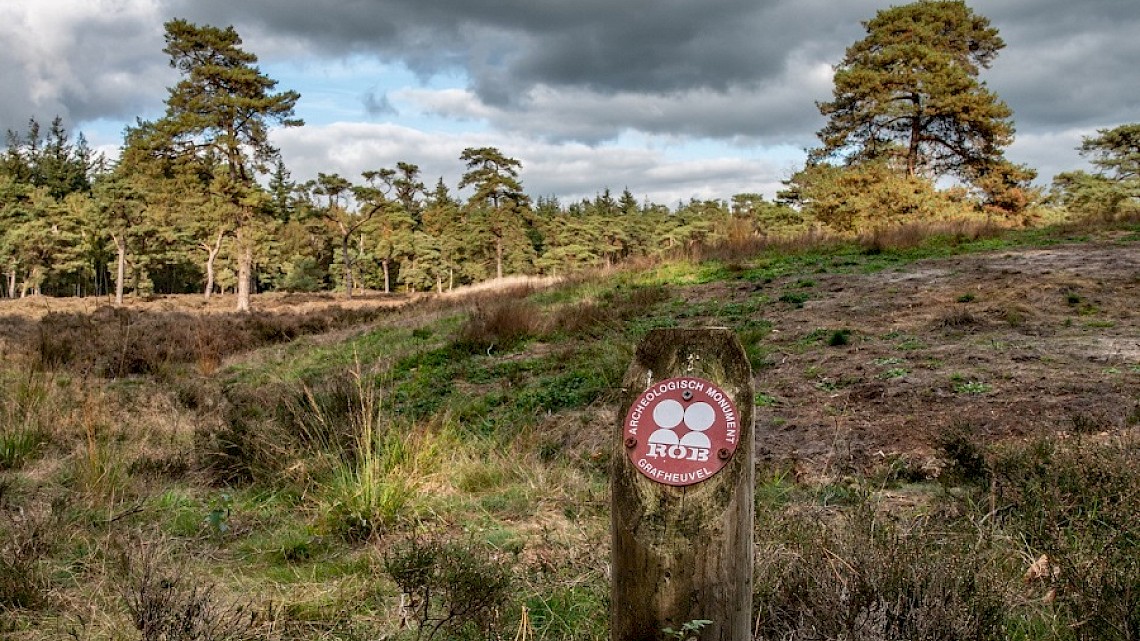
[623,376,741,487]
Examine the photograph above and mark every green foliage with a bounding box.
[525,583,608,640]
[1053,123,1140,222]
[813,1,1026,195]
[953,380,991,395]
[0,372,52,471]
[778,291,809,307]
[827,328,853,346]
[662,619,713,641]
[782,161,976,232]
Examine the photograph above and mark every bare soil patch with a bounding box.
[683,238,1140,479]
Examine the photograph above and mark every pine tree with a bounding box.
[152,18,301,310]
[458,147,531,279]
[813,1,1031,195]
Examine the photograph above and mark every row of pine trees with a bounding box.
[0,116,799,301]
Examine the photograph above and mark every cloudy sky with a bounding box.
[2,0,1137,204]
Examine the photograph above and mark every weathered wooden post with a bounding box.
[612,328,754,641]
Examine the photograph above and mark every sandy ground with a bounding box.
[700,236,1139,479]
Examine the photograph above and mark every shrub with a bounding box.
[34,307,388,377]
[990,436,1140,640]
[779,291,809,308]
[937,308,978,329]
[827,328,853,346]
[753,507,1006,641]
[384,536,515,641]
[0,510,56,611]
[455,299,545,353]
[937,423,990,485]
[120,543,255,641]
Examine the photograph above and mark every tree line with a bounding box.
[2,2,1136,308]
[0,114,798,303]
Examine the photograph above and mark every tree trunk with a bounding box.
[203,229,224,300]
[6,270,14,299]
[382,259,391,294]
[236,228,252,312]
[907,93,922,177]
[342,237,353,300]
[114,234,127,306]
[495,235,504,279]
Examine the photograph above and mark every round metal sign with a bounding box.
[623,376,741,487]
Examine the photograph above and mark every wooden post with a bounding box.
[612,328,753,641]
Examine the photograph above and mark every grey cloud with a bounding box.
[169,0,873,129]
[362,90,396,117]
[169,0,1140,151]
[1,0,1137,188]
[0,3,170,135]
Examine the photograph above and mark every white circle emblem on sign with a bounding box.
[684,402,715,431]
[653,399,685,429]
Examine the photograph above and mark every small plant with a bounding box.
[937,308,977,328]
[205,493,233,536]
[956,292,976,303]
[882,368,909,379]
[456,299,545,353]
[779,291,809,308]
[662,619,713,641]
[0,426,44,471]
[815,379,840,392]
[384,536,514,641]
[827,328,852,346]
[953,380,991,395]
[0,511,55,610]
[871,453,930,487]
[937,424,989,485]
[121,543,255,641]
[754,392,778,407]
[897,337,925,350]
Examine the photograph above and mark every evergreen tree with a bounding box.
[421,179,467,291]
[92,175,146,305]
[152,18,301,310]
[118,119,216,297]
[354,169,415,294]
[1053,123,1140,220]
[813,0,1033,206]
[458,147,532,279]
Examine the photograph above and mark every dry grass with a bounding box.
[858,218,1009,253]
[21,305,393,378]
